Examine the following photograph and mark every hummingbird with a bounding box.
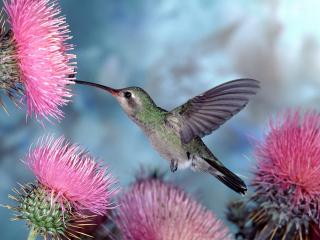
[75,78,260,194]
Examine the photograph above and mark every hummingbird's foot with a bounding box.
[170,160,178,172]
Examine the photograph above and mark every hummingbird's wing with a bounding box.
[166,79,260,144]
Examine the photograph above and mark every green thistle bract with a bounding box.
[0,21,22,109]
[6,183,94,240]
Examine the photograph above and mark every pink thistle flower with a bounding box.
[3,0,76,121]
[116,179,231,240]
[3,136,117,239]
[27,135,117,215]
[254,110,320,204]
[228,110,320,239]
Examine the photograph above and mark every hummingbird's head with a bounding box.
[74,80,157,121]
[112,87,156,118]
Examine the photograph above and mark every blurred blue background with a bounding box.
[1,0,320,239]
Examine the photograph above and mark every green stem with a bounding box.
[27,226,37,240]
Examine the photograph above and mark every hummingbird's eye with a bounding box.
[124,91,132,99]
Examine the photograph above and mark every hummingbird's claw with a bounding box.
[170,160,178,172]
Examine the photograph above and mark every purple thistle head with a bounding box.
[116,179,231,240]
[0,0,76,121]
[228,110,320,239]
[27,135,117,215]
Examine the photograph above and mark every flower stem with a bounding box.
[27,227,37,240]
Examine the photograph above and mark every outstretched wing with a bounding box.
[166,79,260,144]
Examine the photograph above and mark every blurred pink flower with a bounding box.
[116,179,231,240]
[4,0,76,121]
[27,136,117,215]
[254,110,320,206]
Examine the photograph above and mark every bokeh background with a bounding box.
[1,0,320,239]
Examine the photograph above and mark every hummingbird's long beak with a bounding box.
[74,80,119,96]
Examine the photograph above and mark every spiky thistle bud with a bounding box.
[7,183,94,240]
[3,135,118,240]
[228,110,320,240]
[0,0,76,121]
[116,178,231,240]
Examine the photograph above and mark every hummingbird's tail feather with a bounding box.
[202,156,247,195]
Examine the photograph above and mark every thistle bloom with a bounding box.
[27,136,117,215]
[116,179,231,240]
[0,0,76,121]
[5,136,117,239]
[228,110,320,239]
[255,110,320,204]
